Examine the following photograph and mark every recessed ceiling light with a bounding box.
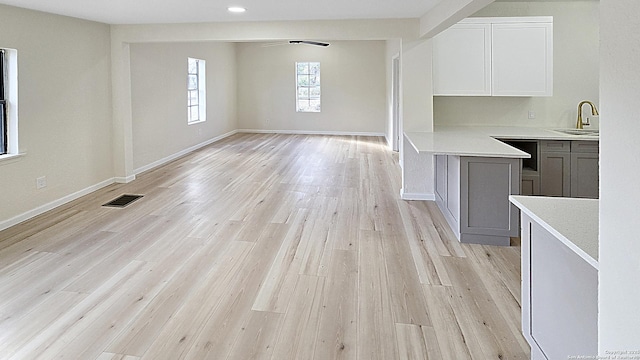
[228,6,246,13]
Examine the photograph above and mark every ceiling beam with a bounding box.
[419,0,495,38]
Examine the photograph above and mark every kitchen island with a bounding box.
[404,126,599,246]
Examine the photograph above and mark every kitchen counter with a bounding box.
[405,126,599,158]
[510,195,599,268]
[409,125,599,247]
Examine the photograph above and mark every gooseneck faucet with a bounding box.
[576,100,599,129]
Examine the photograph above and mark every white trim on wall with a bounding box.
[114,175,136,184]
[0,178,116,232]
[134,130,238,175]
[400,190,436,201]
[237,129,386,137]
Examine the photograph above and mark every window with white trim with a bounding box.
[1,49,7,155]
[296,62,321,112]
[187,57,206,124]
[0,48,18,157]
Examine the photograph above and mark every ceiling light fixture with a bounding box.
[228,6,246,13]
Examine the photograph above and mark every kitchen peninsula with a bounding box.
[404,126,599,246]
[510,195,598,359]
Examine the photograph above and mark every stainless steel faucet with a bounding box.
[576,100,599,129]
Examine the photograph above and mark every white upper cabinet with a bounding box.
[432,23,492,96]
[433,17,553,97]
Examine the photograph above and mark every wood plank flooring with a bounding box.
[0,133,530,359]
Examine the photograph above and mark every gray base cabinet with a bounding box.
[435,155,520,246]
[570,141,599,198]
[521,173,540,196]
[534,140,599,199]
[539,140,571,196]
[521,214,598,359]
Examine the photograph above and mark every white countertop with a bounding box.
[510,195,599,269]
[405,126,598,158]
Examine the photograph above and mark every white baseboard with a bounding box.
[134,130,238,175]
[400,189,435,201]
[115,175,136,184]
[237,129,386,137]
[0,178,116,232]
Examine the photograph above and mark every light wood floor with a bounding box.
[0,133,529,360]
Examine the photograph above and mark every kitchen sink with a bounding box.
[553,129,600,136]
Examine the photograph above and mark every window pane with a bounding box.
[309,62,320,75]
[309,99,321,112]
[0,102,6,154]
[0,51,4,101]
[188,58,198,74]
[297,62,309,74]
[188,90,198,106]
[309,75,320,86]
[188,75,198,90]
[310,86,321,97]
[297,75,309,86]
[298,87,309,98]
[297,100,308,112]
[189,106,199,122]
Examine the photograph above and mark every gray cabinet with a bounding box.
[434,155,520,246]
[499,139,598,198]
[500,140,540,195]
[539,140,571,197]
[570,141,599,199]
[520,213,598,359]
[521,174,540,196]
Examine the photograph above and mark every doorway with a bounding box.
[392,55,401,152]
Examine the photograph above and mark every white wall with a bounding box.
[130,42,237,171]
[400,38,435,199]
[599,0,640,353]
[0,5,112,228]
[236,41,386,135]
[433,1,599,128]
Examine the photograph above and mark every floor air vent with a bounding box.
[103,194,143,208]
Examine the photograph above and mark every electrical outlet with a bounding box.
[528,110,536,120]
[36,176,47,189]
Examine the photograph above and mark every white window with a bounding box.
[187,57,206,124]
[296,62,321,112]
[0,48,18,158]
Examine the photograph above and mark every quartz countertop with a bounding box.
[509,195,599,269]
[405,126,599,158]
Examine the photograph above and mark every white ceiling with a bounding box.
[0,0,444,25]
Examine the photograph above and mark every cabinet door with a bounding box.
[460,157,520,246]
[540,152,570,196]
[492,22,553,96]
[521,174,540,196]
[570,153,599,198]
[433,23,491,96]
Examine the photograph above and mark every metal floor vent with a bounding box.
[103,194,143,208]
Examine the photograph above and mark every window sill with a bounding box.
[0,152,26,166]
[188,120,206,125]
